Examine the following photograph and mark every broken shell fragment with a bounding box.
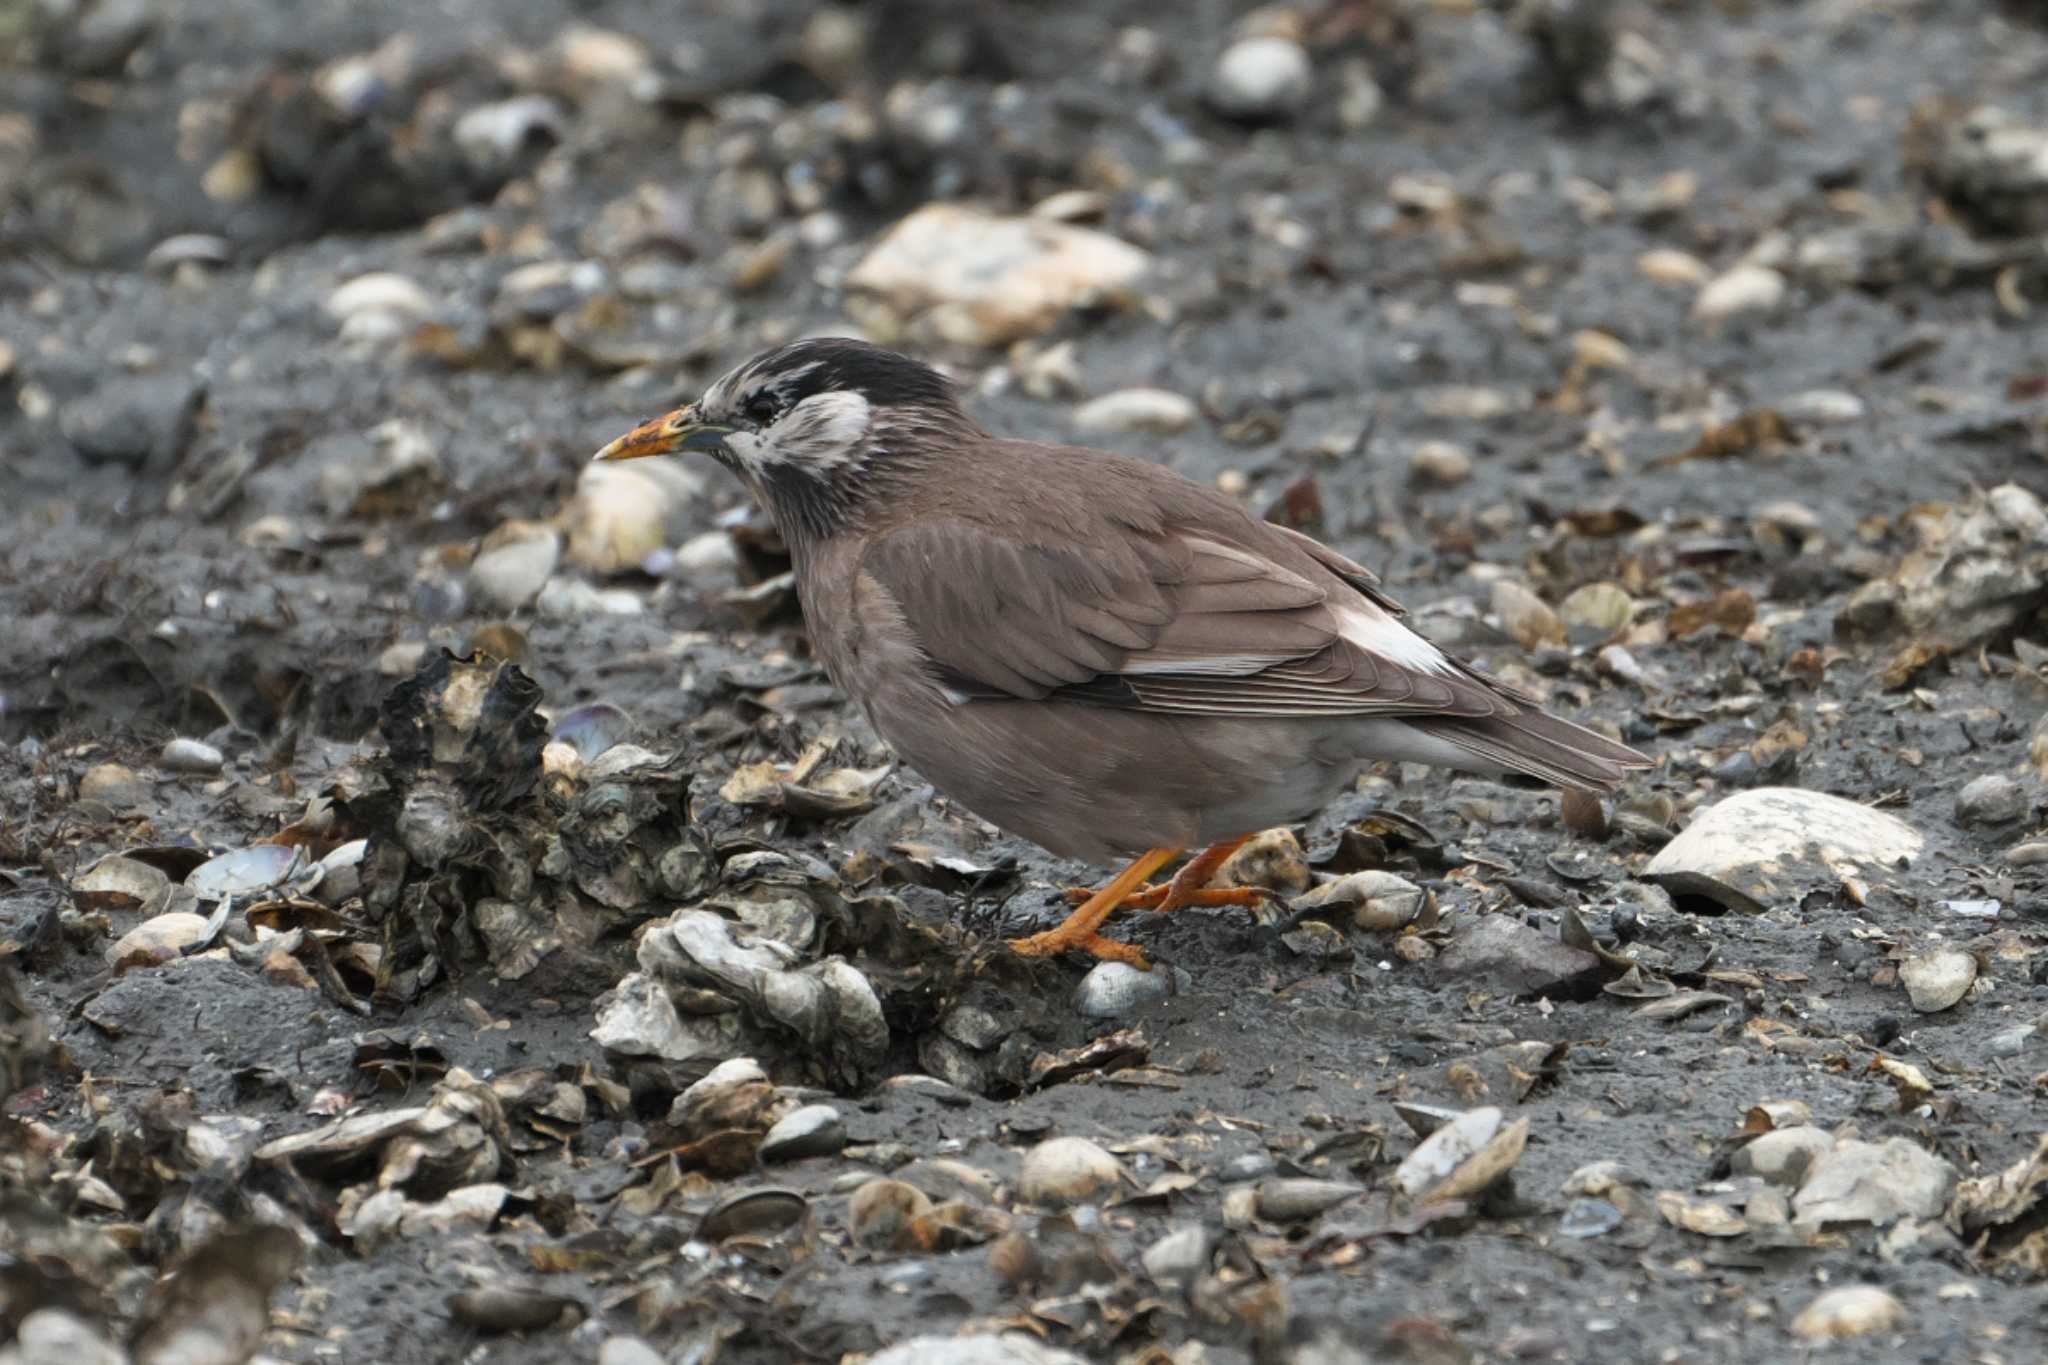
[1392,1106,1527,1206]
[698,1186,808,1243]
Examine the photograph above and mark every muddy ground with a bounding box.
[4,1,2048,1362]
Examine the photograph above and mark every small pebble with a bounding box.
[378,641,428,677]
[1789,1285,1906,1341]
[470,523,561,611]
[13,1310,125,1365]
[78,762,149,806]
[1558,582,1636,636]
[326,272,432,324]
[1254,1177,1365,1222]
[1074,960,1181,1017]
[159,737,223,775]
[759,1104,846,1163]
[1141,1223,1212,1286]
[597,1338,667,1365]
[1072,388,1198,435]
[1900,946,1977,1013]
[1016,1136,1124,1207]
[1779,389,1866,424]
[1638,248,1711,287]
[1220,1151,1275,1183]
[1693,264,1786,322]
[849,1178,933,1251]
[1956,774,2027,825]
[1987,1023,2037,1057]
[106,912,211,969]
[1491,580,1565,651]
[2007,840,2048,867]
[1408,440,1473,487]
[1208,37,1313,122]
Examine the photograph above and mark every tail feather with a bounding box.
[1408,709,1650,792]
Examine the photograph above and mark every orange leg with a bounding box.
[1060,834,1264,913]
[1009,846,1181,968]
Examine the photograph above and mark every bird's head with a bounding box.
[593,338,972,539]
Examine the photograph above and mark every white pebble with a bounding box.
[1779,389,1865,424]
[159,738,223,774]
[1209,38,1312,121]
[326,272,432,323]
[1072,388,1198,435]
[1408,440,1473,486]
[1693,265,1785,323]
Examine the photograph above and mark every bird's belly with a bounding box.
[864,693,1365,867]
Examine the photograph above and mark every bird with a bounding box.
[594,338,1650,968]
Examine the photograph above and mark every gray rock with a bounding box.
[1988,1022,2038,1056]
[1793,1137,1953,1229]
[1208,37,1312,122]
[1434,914,1601,997]
[759,1103,845,1163]
[1900,946,1977,1013]
[61,374,204,468]
[1643,787,1923,914]
[1957,774,2027,826]
[159,737,223,775]
[1731,1125,1834,1187]
[1141,1223,1212,1286]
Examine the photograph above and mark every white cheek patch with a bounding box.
[768,391,873,470]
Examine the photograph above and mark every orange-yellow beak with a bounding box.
[591,405,736,462]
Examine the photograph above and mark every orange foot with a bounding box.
[1011,835,1258,969]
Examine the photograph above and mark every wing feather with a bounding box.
[858,516,1513,720]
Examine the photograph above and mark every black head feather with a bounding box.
[728,338,958,418]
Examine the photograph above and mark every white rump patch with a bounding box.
[1336,604,1454,674]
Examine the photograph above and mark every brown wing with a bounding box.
[857,517,1513,721]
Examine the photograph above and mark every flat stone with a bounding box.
[1643,787,1923,914]
[60,374,204,468]
[1435,914,1602,998]
[1793,1137,1953,1229]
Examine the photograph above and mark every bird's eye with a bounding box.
[742,393,780,425]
